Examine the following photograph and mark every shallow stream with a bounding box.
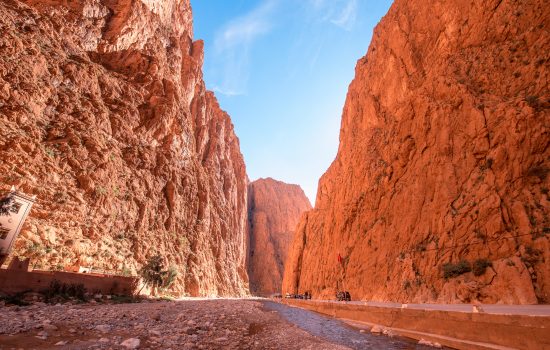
[263,301,447,350]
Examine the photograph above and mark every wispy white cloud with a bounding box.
[308,0,325,10]
[211,0,277,96]
[212,86,243,97]
[306,0,358,31]
[281,0,357,77]
[330,0,358,31]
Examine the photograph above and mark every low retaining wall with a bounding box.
[0,269,139,296]
[283,299,550,350]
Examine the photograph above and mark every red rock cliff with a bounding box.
[283,0,549,304]
[248,178,311,296]
[0,0,249,296]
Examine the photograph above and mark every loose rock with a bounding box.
[120,337,140,349]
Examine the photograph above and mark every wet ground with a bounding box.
[264,301,441,350]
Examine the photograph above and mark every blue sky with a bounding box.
[191,0,393,204]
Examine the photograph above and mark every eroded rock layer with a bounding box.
[283,0,549,304]
[248,178,311,296]
[0,0,249,296]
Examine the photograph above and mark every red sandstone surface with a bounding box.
[247,178,311,296]
[0,0,248,296]
[283,0,549,304]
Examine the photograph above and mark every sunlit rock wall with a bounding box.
[283,0,549,304]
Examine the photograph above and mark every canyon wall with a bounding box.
[248,178,311,296]
[0,0,249,296]
[283,0,549,304]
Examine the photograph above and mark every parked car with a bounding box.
[336,291,351,301]
[285,292,313,300]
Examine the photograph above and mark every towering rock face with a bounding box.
[0,0,249,296]
[283,0,549,304]
[248,178,311,296]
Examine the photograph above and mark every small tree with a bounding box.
[139,255,178,295]
[164,266,178,289]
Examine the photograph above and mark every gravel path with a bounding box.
[263,301,439,350]
[0,299,349,349]
[0,299,448,349]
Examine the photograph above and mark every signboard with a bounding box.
[0,186,36,257]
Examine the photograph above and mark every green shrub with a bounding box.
[95,186,107,197]
[111,295,140,304]
[472,259,492,276]
[121,265,133,277]
[42,280,87,302]
[163,266,178,289]
[443,260,471,279]
[415,242,427,252]
[522,246,542,265]
[0,291,31,306]
[139,255,179,292]
[527,166,549,181]
[525,95,540,109]
[479,158,493,171]
[45,147,55,158]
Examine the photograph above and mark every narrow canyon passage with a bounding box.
[0,0,548,348]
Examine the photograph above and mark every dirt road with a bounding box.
[0,299,435,349]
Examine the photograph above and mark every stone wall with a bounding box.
[0,269,139,296]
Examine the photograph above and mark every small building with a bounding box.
[0,187,36,265]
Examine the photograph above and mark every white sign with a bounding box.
[0,186,36,256]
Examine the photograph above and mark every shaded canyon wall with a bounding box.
[0,0,249,296]
[283,0,549,304]
[248,178,311,296]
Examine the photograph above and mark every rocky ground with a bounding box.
[0,299,349,350]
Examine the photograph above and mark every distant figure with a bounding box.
[336,291,351,301]
[472,303,484,313]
